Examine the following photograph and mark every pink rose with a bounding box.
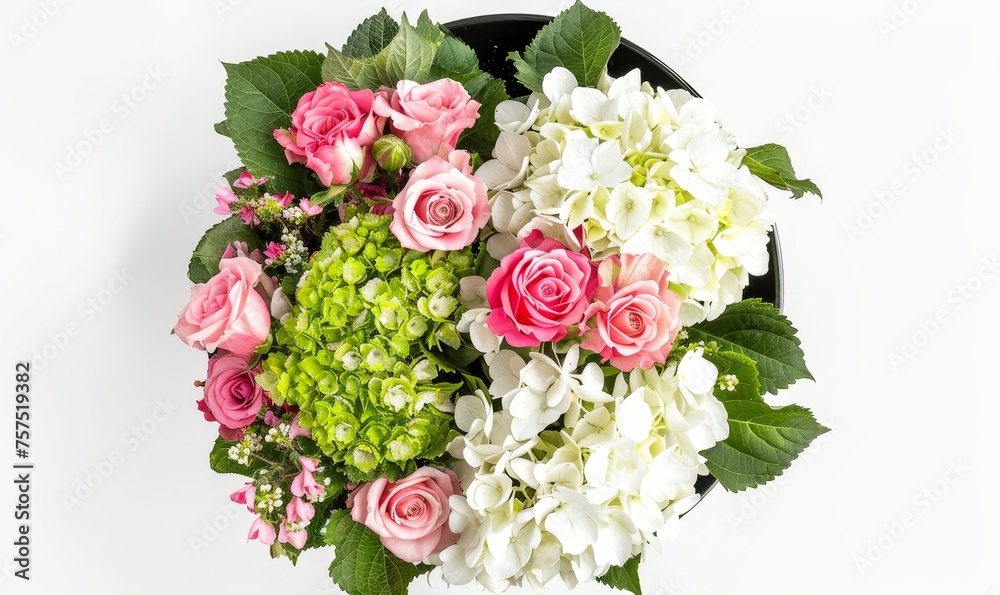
[273,82,386,186]
[348,467,460,563]
[581,253,682,372]
[202,354,269,440]
[486,232,598,347]
[174,256,277,356]
[374,79,480,163]
[390,150,489,252]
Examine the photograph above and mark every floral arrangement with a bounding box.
[173,3,826,594]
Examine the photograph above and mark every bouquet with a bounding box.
[173,3,827,594]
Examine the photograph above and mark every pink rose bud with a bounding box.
[348,467,461,563]
[374,79,481,164]
[390,150,490,252]
[373,134,411,171]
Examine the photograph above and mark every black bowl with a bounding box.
[446,14,785,506]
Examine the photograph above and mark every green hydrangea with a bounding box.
[263,213,475,481]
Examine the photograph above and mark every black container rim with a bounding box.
[444,13,701,98]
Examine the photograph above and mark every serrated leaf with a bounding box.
[223,50,325,196]
[743,144,822,199]
[342,9,399,58]
[597,554,642,595]
[280,273,302,305]
[215,120,231,138]
[326,510,432,595]
[208,435,271,477]
[458,73,509,159]
[322,46,378,90]
[381,15,439,86]
[509,1,621,93]
[700,351,829,492]
[324,15,441,91]
[414,10,445,46]
[685,299,813,395]
[429,35,480,82]
[703,350,762,402]
[187,216,265,284]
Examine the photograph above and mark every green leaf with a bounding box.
[215,120,231,138]
[508,1,621,93]
[441,343,484,369]
[461,372,490,398]
[414,10,445,46]
[323,13,441,91]
[326,510,432,595]
[223,50,325,196]
[700,351,829,492]
[743,144,822,199]
[302,496,340,550]
[280,273,302,304]
[458,73,510,159]
[429,35,480,81]
[310,184,349,208]
[685,299,813,395]
[342,9,399,58]
[425,34,509,159]
[321,47,375,89]
[381,14,440,86]
[187,216,265,284]
[597,554,642,595]
[703,350,762,402]
[208,436,271,477]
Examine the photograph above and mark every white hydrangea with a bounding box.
[442,348,728,592]
[477,67,776,324]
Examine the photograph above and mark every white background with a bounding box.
[1,0,997,593]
